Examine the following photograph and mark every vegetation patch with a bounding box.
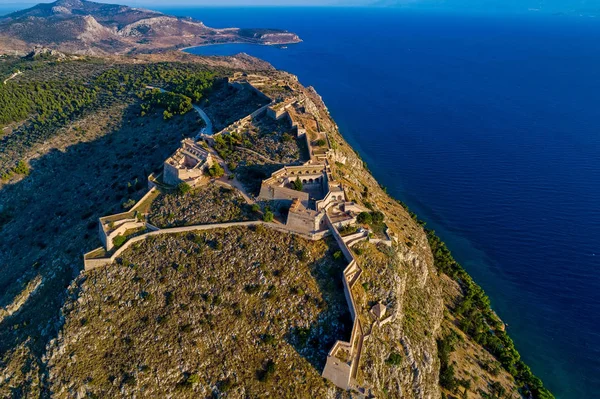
[401,200,554,399]
[147,183,254,228]
[47,227,351,398]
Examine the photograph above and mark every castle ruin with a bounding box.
[83,74,392,394]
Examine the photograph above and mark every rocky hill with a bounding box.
[0,53,553,398]
[0,0,301,55]
[47,227,350,398]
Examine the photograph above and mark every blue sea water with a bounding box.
[176,7,599,398]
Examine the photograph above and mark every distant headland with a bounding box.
[0,0,301,56]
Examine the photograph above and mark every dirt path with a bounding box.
[193,105,213,136]
[3,70,22,85]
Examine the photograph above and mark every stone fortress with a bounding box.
[83,72,394,395]
[162,138,214,186]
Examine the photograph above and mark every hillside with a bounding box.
[48,227,350,398]
[0,53,552,398]
[0,0,301,55]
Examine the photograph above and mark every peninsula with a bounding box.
[0,0,301,55]
[0,3,553,399]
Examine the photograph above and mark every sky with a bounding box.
[0,0,598,16]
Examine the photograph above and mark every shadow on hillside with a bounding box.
[286,238,353,372]
[0,104,201,363]
[203,79,271,131]
[235,163,285,197]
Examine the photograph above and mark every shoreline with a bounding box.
[178,39,302,53]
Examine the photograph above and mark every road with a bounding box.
[146,86,213,137]
[192,105,213,136]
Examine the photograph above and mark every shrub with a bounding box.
[257,360,276,382]
[13,160,29,176]
[261,334,276,345]
[122,199,136,209]
[112,235,127,248]
[315,139,327,146]
[263,210,274,222]
[385,352,402,366]
[297,249,309,261]
[357,212,372,225]
[186,374,200,386]
[244,284,261,294]
[251,204,260,213]
[333,250,343,260]
[208,163,225,178]
[292,177,303,191]
[219,378,234,392]
[177,182,191,195]
[122,373,136,386]
[371,211,385,224]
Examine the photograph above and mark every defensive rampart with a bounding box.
[322,213,367,391]
[84,220,329,271]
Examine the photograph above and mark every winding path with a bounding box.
[146,86,213,136]
[3,70,22,85]
[193,105,213,136]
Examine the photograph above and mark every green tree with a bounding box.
[263,210,274,222]
[357,211,372,225]
[208,163,225,178]
[292,177,303,191]
[113,235,127,248]
[177,182,191,195]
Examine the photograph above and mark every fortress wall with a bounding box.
[328,215,354,264]
[250,104,270,118]
[98,187,160,250]
[258,185,310,202]
[342,230,366,244]
[343,202,364,214]
[287,210,318,234]
[105,221,146,251]
[282,165,325,175]
[317,190,344,211]
[84,221,329,271]
[234,81,272,102]
[163,161,208,186]
[266,107,287,120]
[98,222,108,248]
[163,162,181,186]
[212,103,269,138]
[176,166,205,183]
[83,257,112,271]
[370,238,392,247]
[322,355,352,391]
[322,212,366,390]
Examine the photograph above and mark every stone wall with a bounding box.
[286,207,327,235]
[258,184,310,202]
[84,220,330,271]
[98,187,159,250]
[322,213,368,391]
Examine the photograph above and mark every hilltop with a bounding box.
[0,0,301,55]
[0,52,553,398]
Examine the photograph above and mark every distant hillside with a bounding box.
[0,0,301,55]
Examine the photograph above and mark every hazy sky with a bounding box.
[2,0,598,16]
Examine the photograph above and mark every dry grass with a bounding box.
[48,226,352,398]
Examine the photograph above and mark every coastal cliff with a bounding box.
[0,51,551,398]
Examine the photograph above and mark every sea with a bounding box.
[3,5,599,398]
[174,8,600,397]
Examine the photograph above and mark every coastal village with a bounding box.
[83,71,396,394]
